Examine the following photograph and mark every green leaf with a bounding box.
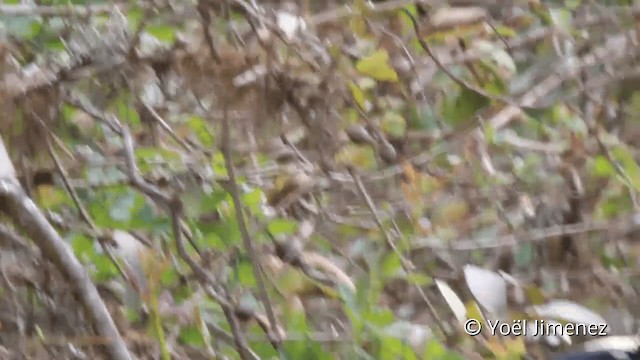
[335,144,377,170]
[381,253,403,279]
[283,339,334,360]
[71,234,95,260]
[113,98,140,126]
[127,8,144,29]
[349,81,367,110]
[182,189,227,219]
[110,200,135,223]
[492,25,517,37]
[242,188,264,210]
[596,191,633,219]
[423,338,446,358]
[381,111,407,138]
[146,25,176,43]
[484,123,496,144]
[267,219,298,236]
[612,146,640,191]
[378,336,416,360]
[45,37,66,51]
[198,231,224,249]
[365,308,395,328]
[36,185,68,210]
[93,255,118,281]
[407,273,432,286]
[128,203,171,233]
[187,116,214,147]
[210,152,228,177]
[399,4,419,36]
[408,104,440,131]
[135,146,180,164]
[551,105,586,134]
[441,88,489,127]
[1,16,41,39]
[178,326,206,347]
[206,219,242,247]
[590,156,615,178]
[356,49,398,82]
[160,265,179,286]
[236,260,256,287]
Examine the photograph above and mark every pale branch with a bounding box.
[0,143,133,360]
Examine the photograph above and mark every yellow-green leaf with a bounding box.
[350,17,368,37]
[525,285,545,305]
[348,81,366,110]
[493,25,517,37]
[612,146,640,191]
[381,111,407,138]
[465,301,484,325]
[36,185,67,209]
[335,144,376,170]
[356,49,398,82]
[147,25,176,43]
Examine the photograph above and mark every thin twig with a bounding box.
[348,167,450,338]
[349,168,411,269]
[114,126,263,358]
[121,126,173,205]
[220,101,282,346]
[402,9,519,108]
[141,103,194,152]
[44,135,130,283]
[197,0,222,64]
[169,198,257,360]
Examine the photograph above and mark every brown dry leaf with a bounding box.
[400,160,421,202]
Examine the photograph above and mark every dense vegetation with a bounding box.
[1,0,640,359]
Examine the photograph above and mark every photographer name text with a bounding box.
[463,319,608,337]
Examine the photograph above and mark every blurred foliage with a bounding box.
[2,0,640,359]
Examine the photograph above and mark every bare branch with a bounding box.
[220,101,282,346]
[0,142,133,360]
